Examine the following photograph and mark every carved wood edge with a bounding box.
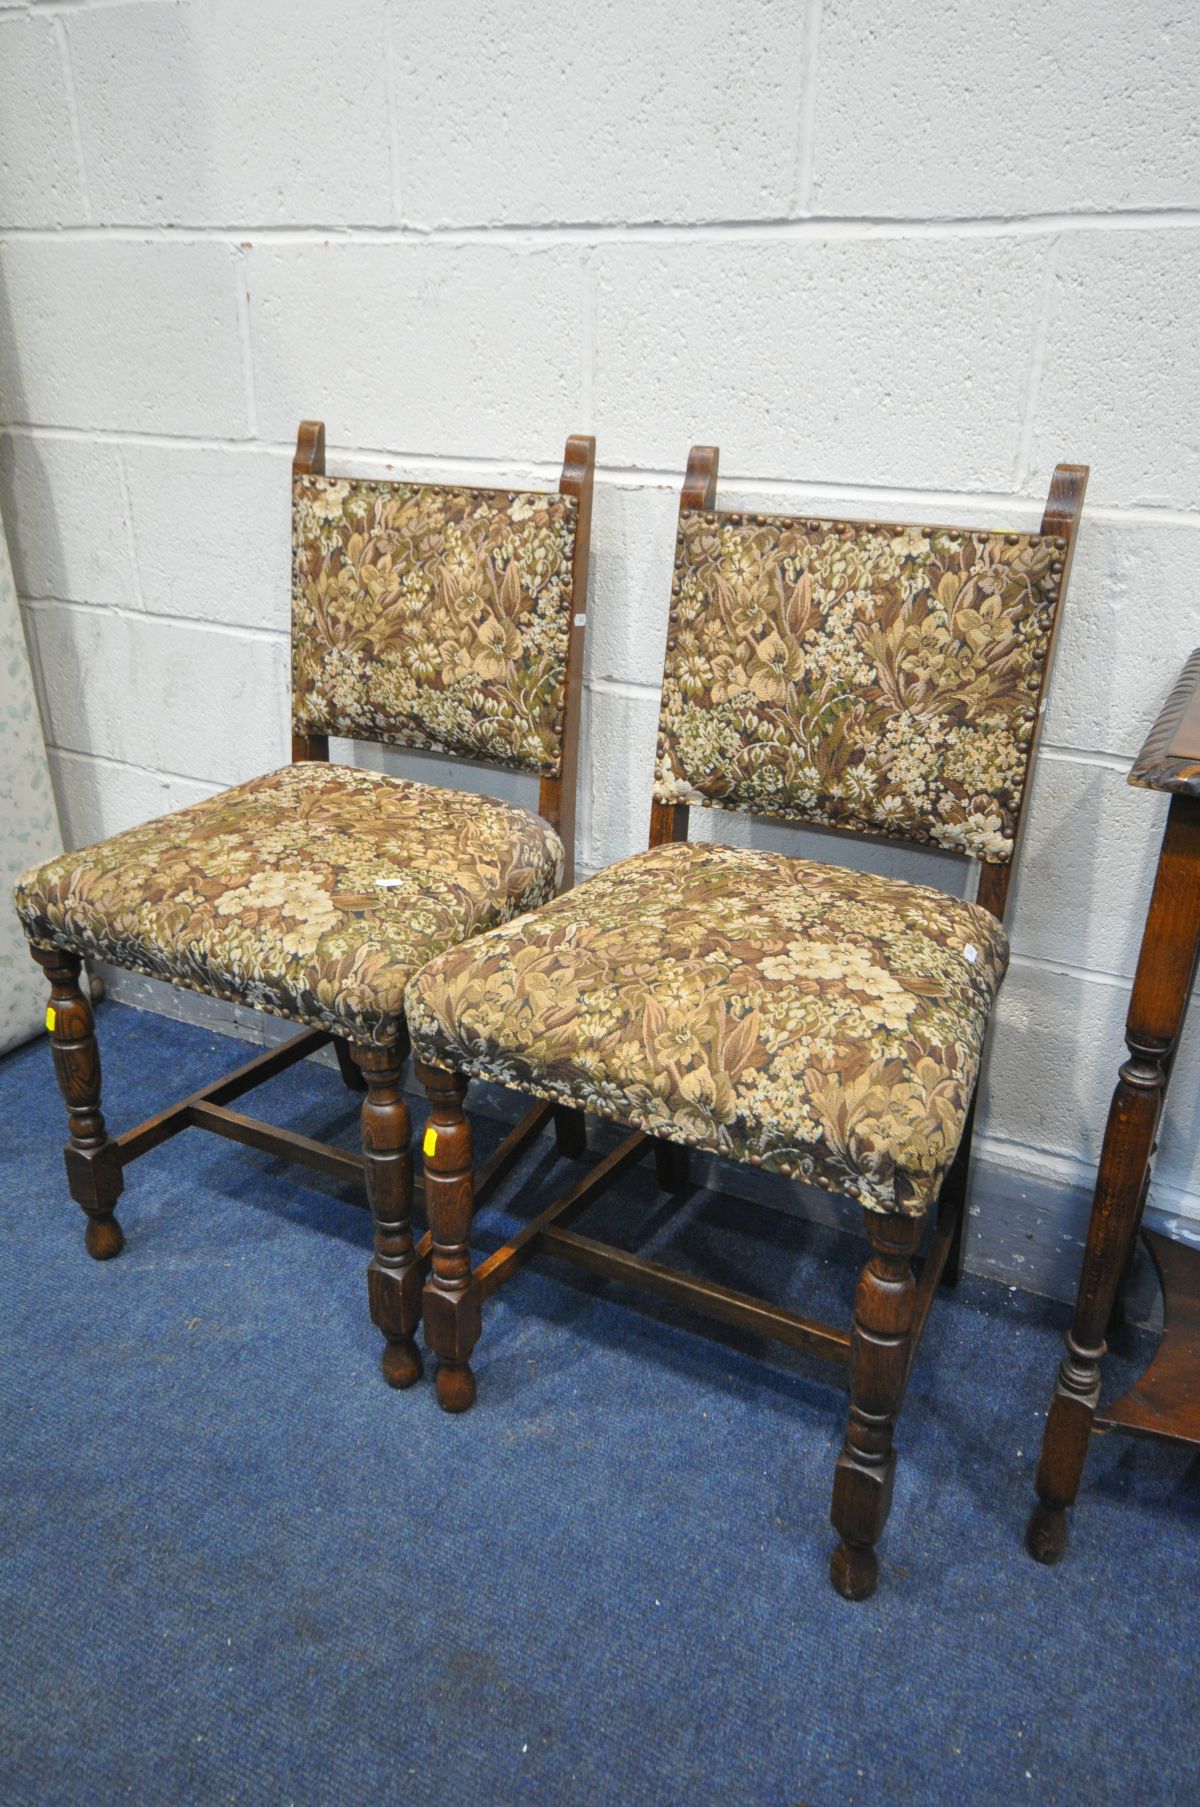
[1129,647,1200,797]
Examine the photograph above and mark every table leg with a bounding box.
[1027,795,1200,1562]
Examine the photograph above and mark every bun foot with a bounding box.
[435,1361,476,1414]
[1025,1500,1068,1565]
[380,1335,423,1389]
[84,1215,124,1261]
[830,1539,878,1601]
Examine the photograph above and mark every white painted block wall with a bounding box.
[2,0,1198,1287]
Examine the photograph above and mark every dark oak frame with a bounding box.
[1027,647,1200,1563]
[31,420,596,1391]
[417,444,1089,1597]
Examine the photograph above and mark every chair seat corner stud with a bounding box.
[407,445,1088,1602]
[18,420,595,1391]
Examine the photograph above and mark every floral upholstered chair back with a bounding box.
[654,508,1069,863]
[292,475,580,777]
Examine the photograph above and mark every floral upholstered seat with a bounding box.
[16,762,563,1048]
[408,840,1009,1215]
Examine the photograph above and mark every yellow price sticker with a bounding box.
[45,1006,56,1033]
[422,1126,438,1158]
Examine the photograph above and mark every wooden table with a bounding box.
[1027,648,1200,1563]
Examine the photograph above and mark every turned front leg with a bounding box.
[829,1211,921,1601]
[30,945,125,1260]
[416,1061,480,1414]
[353,1042,422,1389]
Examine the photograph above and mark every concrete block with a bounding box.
[245,241,584,457]
[1030,230,1200,510]
[95,967,248,1042]
[580,683,658,871]
[122,444,292,630]
[0,14,84,226]
[392,0,807,226]
[1005,753,1169,979]
[985,957,1200,1213]
[67,0,393,225]
[1045,518,1200,757]
[25,603,289,786]
[593,236,1047,490]
[688,807,972,898]
[811,2,1200,217]
[0,432,134,608]
[337,739,538,814]
[0,240,248,436]
[980,961,1126,1174]
[585,479,678,689]
[47,746,220,850]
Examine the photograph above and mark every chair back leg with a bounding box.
[552,1105,588,1160]
[30,945,125,1260]
[332,1035,368,1093]
[937,1087,978,1289]
[654,1137,690,1194]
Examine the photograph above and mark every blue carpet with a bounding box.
[1,1002,1198,1807]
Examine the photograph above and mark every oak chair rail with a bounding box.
[29,418,596,1389]
[416,443,1088,1599]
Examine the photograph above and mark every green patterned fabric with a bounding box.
[292,476,578,776]
[654,510,1067,860]
[409,842,1009,1215]
[16,763,563,1046]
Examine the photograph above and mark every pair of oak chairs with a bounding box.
[14,422,1087,1599]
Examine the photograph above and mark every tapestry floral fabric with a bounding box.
[409,841,1010,1216]
[292,476,578,777]
[15,763,564,1047]
[654,510,1068,862]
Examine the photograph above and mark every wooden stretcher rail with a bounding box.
[463,1123,856,1366]
[537,1226,853,1363]
[188,1101,367,1188]
[115,1028,331,1164]
[472,1131,651,1300]
[117,1034,557,1235]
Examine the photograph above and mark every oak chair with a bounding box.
[407,445,1087,1598]
[15,421,595,1388]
